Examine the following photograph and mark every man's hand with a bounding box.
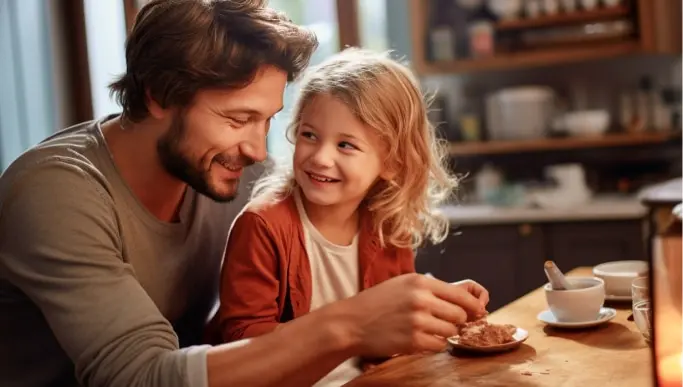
[205,274,489,387]
[330,273,489,358]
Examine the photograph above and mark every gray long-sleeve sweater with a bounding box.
[0,116,260,386]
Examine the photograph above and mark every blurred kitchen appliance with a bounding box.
[530,163,592,209]
[485,86,557,140]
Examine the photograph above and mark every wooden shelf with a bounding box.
[419,40,640,75]
[448,131,681,156]
[417,40,640,75]
[496,5,631,31]
[409,0,680,76]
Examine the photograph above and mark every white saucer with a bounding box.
[537,307,617,329]
[447,327,529,353]
[605,294,632,302]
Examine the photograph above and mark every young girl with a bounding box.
[215,48,458,385]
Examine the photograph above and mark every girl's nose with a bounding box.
[310,144,335,168]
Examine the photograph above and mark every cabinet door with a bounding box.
[547,220,647,273]
[416,223,544,311]
[637,0,682,54]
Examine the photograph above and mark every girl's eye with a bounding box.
[300,131,317,140]
[338,141,357,150]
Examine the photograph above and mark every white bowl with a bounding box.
[488,0,522,19]
[593,260,649,297]
[562,110,611,137]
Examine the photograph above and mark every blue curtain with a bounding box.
[0,0,56,170]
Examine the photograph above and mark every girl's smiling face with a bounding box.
[293,94,387,210]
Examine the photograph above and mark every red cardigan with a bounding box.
[214,194,415,343]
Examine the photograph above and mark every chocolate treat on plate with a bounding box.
[455,319,517,347]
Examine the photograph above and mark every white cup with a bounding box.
[560,0,577,12]
[580,0,599,10]
[543,0,560,14]
[544,277,605,322]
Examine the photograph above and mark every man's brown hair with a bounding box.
[109,0,318,122]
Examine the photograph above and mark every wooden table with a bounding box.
[347,267,658,387]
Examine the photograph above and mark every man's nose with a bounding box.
[240,122,268,163]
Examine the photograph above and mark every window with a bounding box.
[83,0,127,119]
[0,0,58,169]
[358,0,389,52]
[266,0,341,162]
[266,0,395,162]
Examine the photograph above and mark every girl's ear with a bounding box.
[380,169,397,181]
[379,156,399,181]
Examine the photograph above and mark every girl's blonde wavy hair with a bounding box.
[251,48,458,249]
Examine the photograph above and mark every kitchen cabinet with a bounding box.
[410,0,682,75]
[415,219,646,311]
[546,220,646,269]
[416,224,544,311]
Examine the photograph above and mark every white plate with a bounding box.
[537,307,617,329]
[605,294,632,302]
[447,327,529,353]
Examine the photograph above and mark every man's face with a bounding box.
[157,66,287,202]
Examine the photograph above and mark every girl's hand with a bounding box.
[450,279,490,319]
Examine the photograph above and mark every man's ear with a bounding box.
[145,90,167,120]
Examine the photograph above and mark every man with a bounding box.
[0,1,489,386]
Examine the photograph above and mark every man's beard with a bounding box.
[156,112,253,203]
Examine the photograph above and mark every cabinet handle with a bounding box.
[519,223,532,236]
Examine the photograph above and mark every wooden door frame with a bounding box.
[336,0,361,48]
[123,0,138,34]
[61,0,93,123]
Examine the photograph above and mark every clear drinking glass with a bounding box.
[632,276,652,344]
